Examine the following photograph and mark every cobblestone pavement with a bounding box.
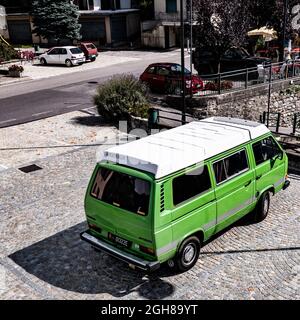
[0,143,299,300]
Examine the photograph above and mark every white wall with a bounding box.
[94,0,101,10]
[155,0,166,13]
[142,25,165,48]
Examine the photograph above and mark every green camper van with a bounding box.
[81,117,290,272]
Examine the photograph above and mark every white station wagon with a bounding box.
[39,46,86,67]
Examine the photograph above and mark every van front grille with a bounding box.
[160,184,165,212]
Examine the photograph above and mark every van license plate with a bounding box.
[109,233,131,248]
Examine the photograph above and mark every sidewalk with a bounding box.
[0,107,119,170]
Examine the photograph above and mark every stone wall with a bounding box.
[166,79,300,127]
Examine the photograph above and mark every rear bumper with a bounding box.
[72,58,86,64]
[80,231,160,272]
[86,53,98,60]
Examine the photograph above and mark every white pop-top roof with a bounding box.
[101,117,270,179]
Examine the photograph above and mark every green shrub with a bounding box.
[282,84,300,95]
[94,74,150,122]
[0,37,19,62]
[204,80,233,91]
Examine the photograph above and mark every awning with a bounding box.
[247,27,278,42]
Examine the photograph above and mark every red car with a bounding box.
[79,42,98,62]
[140,63,204,94]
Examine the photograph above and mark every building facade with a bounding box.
[0,0,140,47]
[142,0,188,49]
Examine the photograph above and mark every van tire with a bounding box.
[175,236,201,272]
[254,191,270,222]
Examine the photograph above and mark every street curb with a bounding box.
[0,76,32,87]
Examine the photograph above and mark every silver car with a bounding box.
[39,46,86,67]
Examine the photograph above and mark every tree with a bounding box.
[31,0,81,44]
[249,0,295,60]
[94,74,150,122]
[135,0,154,21]
[0,35,19,61]
[194,0,252,72]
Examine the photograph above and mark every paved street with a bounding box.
[0,50,192,128]
[0,112,299,300]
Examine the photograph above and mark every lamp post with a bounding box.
[190,0,193,98]
[283,0,288,60]
[180,0,186,125]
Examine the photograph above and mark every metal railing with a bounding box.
[155,11,188,22]
[261,112,281,132]
[148,107,202,128]
[169,60,300,97]
[293,112,300,135]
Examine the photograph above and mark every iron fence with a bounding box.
[168,60,300,97]
[293,112,300,135]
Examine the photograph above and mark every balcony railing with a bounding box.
[155,11,187,22]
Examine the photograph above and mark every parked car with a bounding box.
[39,46,86,67]
[79,42,98,62]
[81,117,289,272]
[140,63,204,95]
[192,47,271,77]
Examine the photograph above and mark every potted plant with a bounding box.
[8,64,24,78]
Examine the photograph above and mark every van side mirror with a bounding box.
[271,152,283,167]
[276,151,284,161]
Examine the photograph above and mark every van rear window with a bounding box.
[90,168,150,216]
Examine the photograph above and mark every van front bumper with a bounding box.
[283,179,290,190]
[80,231,160,272]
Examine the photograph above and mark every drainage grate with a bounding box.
[18,164,43,173]
[88,81,98,84]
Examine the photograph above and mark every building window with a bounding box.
[101,0,113,10]
[166,0,177,13]
[88,0,94,10]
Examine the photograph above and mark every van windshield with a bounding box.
[90,168,151,216]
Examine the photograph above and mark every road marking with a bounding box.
[65,103,82,109]
[0,165,8,172]
[0,118,16,124]
[32,111,51,117]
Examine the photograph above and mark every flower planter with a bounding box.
[8,70,22,78]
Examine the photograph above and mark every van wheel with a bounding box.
[254,191,270,222]
[65,59,73,67]
[175,236,200,272]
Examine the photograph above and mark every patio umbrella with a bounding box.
[247,27,278,42]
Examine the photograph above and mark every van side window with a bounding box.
[252,137,282,165]
[172,166,211,206]
[213,150,249,184]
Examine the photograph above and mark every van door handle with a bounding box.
[244,180,252,187]
[256,175,262,180]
